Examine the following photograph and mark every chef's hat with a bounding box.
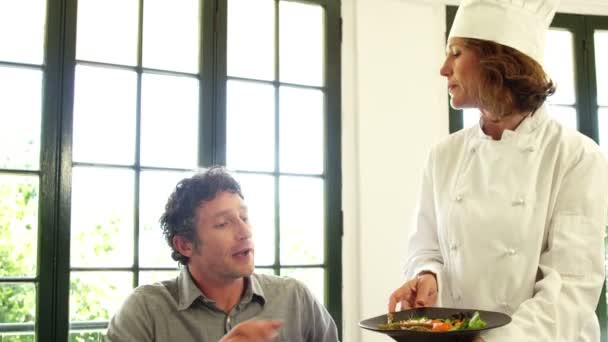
[448,0,560,63]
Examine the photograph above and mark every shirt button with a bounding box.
[225,316,232,331]
[470,147,476,153]
[455,195,463,202]
[507,248,517,256]
[526,146,535,152]
[450,244,458,251]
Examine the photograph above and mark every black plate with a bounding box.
[359,307,511,342]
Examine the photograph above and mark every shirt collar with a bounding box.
[177,266,204,311]
[176,267,267,311]
[249,273,267,305]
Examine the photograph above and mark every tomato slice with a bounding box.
[431,321,453,332]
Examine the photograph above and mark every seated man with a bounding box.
[106,166,339,342]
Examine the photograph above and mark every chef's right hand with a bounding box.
[388,272,438,312]
[219,320,283,342]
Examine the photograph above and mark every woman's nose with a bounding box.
[439,59,451,77]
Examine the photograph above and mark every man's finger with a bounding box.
[267,320,283,329]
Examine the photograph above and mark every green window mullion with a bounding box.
[37,0,78,341]
[131,0,145,290]
[586,15,608,142]
[273,175,281,276]
[213,0,228,167]
[273,0,281,277]
[324,0,342,338]
[575,15,596,142]
[199,0,217,168]
[552,14,597,142]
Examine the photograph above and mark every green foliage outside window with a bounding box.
[0,179,116,341]
[0,179,37,342]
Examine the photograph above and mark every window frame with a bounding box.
[0,0,342,340]
[214,0,343,334]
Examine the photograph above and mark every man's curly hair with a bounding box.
[159,166,243,265]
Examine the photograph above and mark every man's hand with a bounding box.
[219,320,283,342]
[388,273,438,312]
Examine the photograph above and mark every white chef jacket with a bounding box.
[404,105,608,341]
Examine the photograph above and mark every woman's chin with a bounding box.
[450,98,476,111]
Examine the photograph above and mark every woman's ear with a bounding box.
[173,235,194,257]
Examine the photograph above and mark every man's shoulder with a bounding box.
[251,273,311,298]
[252,273,302,289]
[123,279,180,311]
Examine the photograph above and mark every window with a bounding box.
[0,0,342,340]
[447,6,608,341]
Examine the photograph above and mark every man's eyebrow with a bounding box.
[210,205,248,219]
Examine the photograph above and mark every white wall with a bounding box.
[342,1,448,341]
[342,1,608,341]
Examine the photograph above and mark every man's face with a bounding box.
[188,191,255,282]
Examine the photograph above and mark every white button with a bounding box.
[470,147,476,153]
[512,198,525,206]
[450,244,458,251]
[507,248,517,256]
[526,146,535,152]
[455,195,463,202]
[453,293,461,301]
[225,316,232,331]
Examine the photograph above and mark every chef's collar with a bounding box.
[475,105,548,140]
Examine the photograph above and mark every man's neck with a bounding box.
[188,265,247,313]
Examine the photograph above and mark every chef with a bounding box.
[388,0,608,341]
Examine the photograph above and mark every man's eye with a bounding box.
[214,222,228,228]
[241,216,249,223]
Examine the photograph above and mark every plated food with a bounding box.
[359,307,511,342]
[378,311,487,332]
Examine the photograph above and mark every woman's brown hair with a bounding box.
[463,38,556,117]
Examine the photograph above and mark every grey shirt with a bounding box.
[105,268,339,342]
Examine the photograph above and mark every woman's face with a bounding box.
[440,37,481,109]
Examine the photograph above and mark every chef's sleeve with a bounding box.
[403,148,445,302]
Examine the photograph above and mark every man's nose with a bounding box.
[236,219,252,240]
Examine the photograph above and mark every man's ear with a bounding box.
[173,235,194,257]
